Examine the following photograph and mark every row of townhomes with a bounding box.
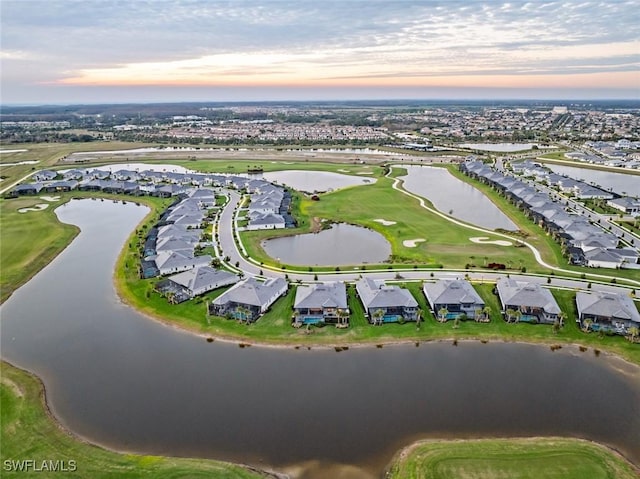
[10,167,295,231]
[424,278,639,335]
[207,277,639,336]
[461,160,639,269]
[9,167,296,304]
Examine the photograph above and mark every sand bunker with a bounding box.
[18,204,49,213]
[469,236,512,246]
[357,171,374,175]
[40,195,61,202]
[403,238,426,248]
[373,219,397,226]
[337,169,350,173]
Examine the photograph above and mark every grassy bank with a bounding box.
[0,193,170,303]
[0,197,79,303]
[0,361,268,478]
[386,437,639,479]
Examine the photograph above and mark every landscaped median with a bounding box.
[385,437,639,479]
[0,361,270,478]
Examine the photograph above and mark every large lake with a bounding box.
[399,165,518,231]
[546,163,640,196]
[262,223,391,266]
[1,200,639,478]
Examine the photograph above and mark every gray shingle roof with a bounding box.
[423,279,484,308]
[356,278,417,309]
[168,266,238,293]
[496,278,560,314]
[294,282,348,309]
[212,277,287,308]
[576,291,640,323]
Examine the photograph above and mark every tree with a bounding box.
[372,308,385,326]
[235,305,252,324]
[582,318,593,332]
[557,312,566,327]
[514,310,523,323]
[437,307,449,323]
[337,308,350,326]
[481,306,492,322]
[505,308,516,323]
[415,309,423,330]
[627,326,638,343]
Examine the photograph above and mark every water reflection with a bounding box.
[262,223,391,265]
[399,165,517,230]
[1,200,639,478]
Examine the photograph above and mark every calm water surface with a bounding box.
[263,169,373,192]
[262,223,391,266]
[1,200,639,478]
[546,164,640,196]
[459,142,538,152]
[400,165,518,230]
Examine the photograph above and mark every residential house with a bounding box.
[423,279,485,321]
[153,250,212,276]
[607,197,640,217]
[9,183,43,196]
[576,291,640,335]
[246,212,286,230]
[156,266,239,303]
[33,170,57,181]
[356,277,418,323]
[293,282,349,324]
[208,277,288,322]
[496,277,561,324]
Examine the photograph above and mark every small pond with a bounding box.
[262,169,374,193]
[459,143,545,152]
[261,223,391,266]
[399,165,518,231]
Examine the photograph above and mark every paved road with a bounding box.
[214,183,640,292]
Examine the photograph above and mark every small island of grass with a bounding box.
[386,437,639,479]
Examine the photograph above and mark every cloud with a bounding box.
[1,0,639,101]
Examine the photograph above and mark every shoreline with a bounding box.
[4,358,638,476]
[114,277,640,377]
[1,359,285,479]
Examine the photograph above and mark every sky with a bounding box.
[1,0,639,104]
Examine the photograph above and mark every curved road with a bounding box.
[215,175,640,292]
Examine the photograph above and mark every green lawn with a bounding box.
[0,361,267,478]
[241,175,539,270]
[386,438,639,479]
[0,196,79,303]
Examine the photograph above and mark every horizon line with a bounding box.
[3,97,640,108]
